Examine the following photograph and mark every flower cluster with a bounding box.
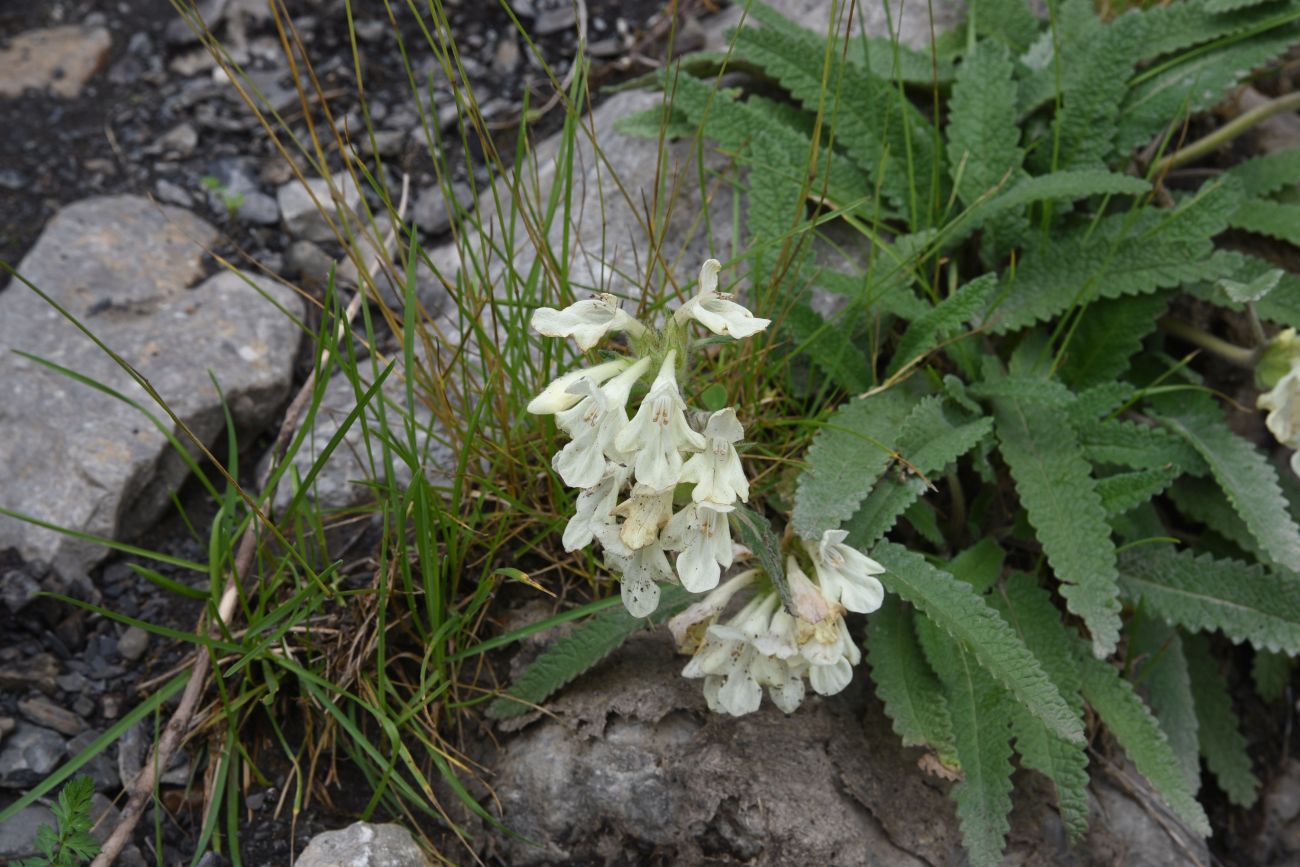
[528,260,770,617]
[1259,328,1300,477]
[668,530,885,716]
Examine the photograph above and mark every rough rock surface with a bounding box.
[269,369,457,514]
[294,822,432,867]
[488,631,1210,866]
[0,723,66,789]
[0,26,113,98]
[0,195,304,581]
[277,175,363,243]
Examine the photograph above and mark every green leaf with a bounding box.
[1252,649,1291,703]
[487,585,693,719]
[865,595,959,764]
[1066,383,1137,427]
[1129,617,1201,793]
[1078,648,1212,837]
[889,275,998,377]
[1227,145,1300,198]
[1155,402,1300,571]
[950,538,1007,594]
[1183,631,1261,807]
[923,626,1015,867]
[1077,418,1207,475]
[730,504,791,611]
[785,302,871,392]
[1059,292,1169,388]
[1097,467,1178,516]
[993,575,1091,841]
[873,542,1086,745]
[1118,545,1300,654]
[948,42,1023,208]
[993,390,1123,657]
[611,103,695,140]
[1229,199,1300,247]
[975,0,1041,52]
[1167,476,1265,561]
[844,399,993,548]
[1199,251,1300,329]
[792,389,912,539]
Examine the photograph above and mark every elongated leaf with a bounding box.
[1252,649,1291,703]
[1059,292,1169,388]
[1118,545,1300,654]
[1097,467,1177,516]
[1066,383,1137,426]
[948,42,1023,207]
[1183,632,1260,807]
[994,575,1090,840]
[1055,0,1146,169]
[1129,617,1201,793]
[873,543,1085,744]
[1227,145,1300,198]
[889,275,998,376]
[1230,200,1300,247]
[731,504,790,611]
[993,390,1122,657]
[1167,476,1265,561]
[950,538,1007,594]
[866,596,959,764]
[976,0,1040,52]
[844,399,993,548]
[1156,403,1300,571]
[792,389,912,539]
[1077,418,1206,475]
[488,585,692,719]
[1079,648,1212,836]
[785,302,871,392]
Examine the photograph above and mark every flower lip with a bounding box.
[527,359,629,415]
[531,294,643,350]
[674,259,771,339]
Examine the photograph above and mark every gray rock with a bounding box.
[158,123,200,158]
[165,0,229,45]
[269,369,456,514]
[284,240,336,286]
[0,804,56,862]
[0,26,113,98]
[236,190,280,225]
[116,625,150,662]
[117,722,145,789]
[17,697,84,736]
[205,157,279,224]
[1,569,41,613]
[277,175,363,242]
[0,654,60,695]
[412,181,473,237]
[0,196,304,583]
[154,178,194,208]
[358,130,407,158]
[493,37,520,75]
[533,6,576,35]
[68,730,119,792]
[294,822,432,867]
[0,717,14,741]
[0,723,66,788]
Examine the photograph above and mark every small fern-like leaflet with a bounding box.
[1183,631,1261,807]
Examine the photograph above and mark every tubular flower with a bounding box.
[610,483,675,552]
[561,466,628,552]
[614,351,705,490]
[662,502,735,593]
[674,259,771,339]
[807,529,887,614]
[668,569,756,653]
[527,359,629,416]
[551,358,651,488]
[680,408,749,505]
[606,541,674,618]
[531,293,644,350]
[1259,358,1300,477]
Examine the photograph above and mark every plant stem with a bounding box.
[1159,318,1258,368]
[1152,91,1300,175]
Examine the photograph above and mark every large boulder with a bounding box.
[0,195,304,582]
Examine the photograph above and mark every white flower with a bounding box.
[606,541,674,618]
[807,529,886,614]
[613,351,705,490]
[667,569,756,653]
[674,259,771,339]
[551,358,650,488]
[786,557,833,624]
[683,593,809,716]
[531,293,644,350]
[662,502,735,593]
[611,483,674,551]
[679,408,749,505]
[527,359,628,415]
[562,466,628,552]
[1260,359,1300,477]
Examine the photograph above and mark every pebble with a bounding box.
[160,123,200,158]
[0,723,66,788]
[117,625,150,662]
[494,37,521,74]
[1,569,41,614]
[534,5,577,35]
[358,129,407,158]
[0,169,26,191]
[277,175,363,242]
[70,731,120,792]
[156,178,195,207]
[294,823,433,867]
[412,181,474,237]
[0,717,14,740]
[0,653,60,695]
[18,696,85,736]
[0,26,113,98]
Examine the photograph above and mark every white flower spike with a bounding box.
[807,529,887,614]
[680,408,749,505]
[561,466,628,552]
[531,293,645,350]
[527,359,629,416]
[606,542,674,618]
[1260,358,1300,477]
[614,351,706,490]
[662,502,735,593]
[668,569,756,653]
[611,483,675,552]
[551,358,651,488]
[674,259,771,339]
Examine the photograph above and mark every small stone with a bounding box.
[116,625,150,662]
[284,240,335,286]
[155,178,194,207]
[494,37,520,74]
[73,696,95,718]
[412,181,474,236]
[18,696,85,736]
[277,175,363,242]
[56,671,88,693]
[0,653,60,695]
[1,569,41,613]
[0,805,57,862]
[101,693,123,720]
[165,0,229,45]
[353,20,386,42]
[0,717,14,740]
[294,823,433,867]
[358,130,406,158]
[160,123,200,158]
[117,723,146,788]
[0,26,113,98]
[534,5,577,35]
[0,168,26,191]
[70,731,119,791]
[0,723,66,788]
[236,191,280,225]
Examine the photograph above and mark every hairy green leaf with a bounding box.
[949,42,1023,209]
[793,389,912,539]
[731,504,791,611]
[1252,649,1291,703]
[1097,467,1178,516]
[1228,145,1300,197]
[993,391,1123,657]
[1183,631,1261,807]
[1059,292,1169,388]
[873,542,1086,745]
[889,275,998,377]
[1167,476,1265,561]
[1078,649,1213,836]
[487,586,692,719]
[975,0,1041,52]
[1130,617,1201,793]
[1156,402,1300,571]
[785,302,871,392]
[951,538,1007,594]
[1055,0,1147,169]
[866,596,959,764]
[1230,200,1300,247]
[1118,545,1300,654]
[1066,383,1137,427]
[1077,418,1207,475]
[844,399,993,548]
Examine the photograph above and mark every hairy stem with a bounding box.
[1152,91,1300,176]
[1159,318,1258,368]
